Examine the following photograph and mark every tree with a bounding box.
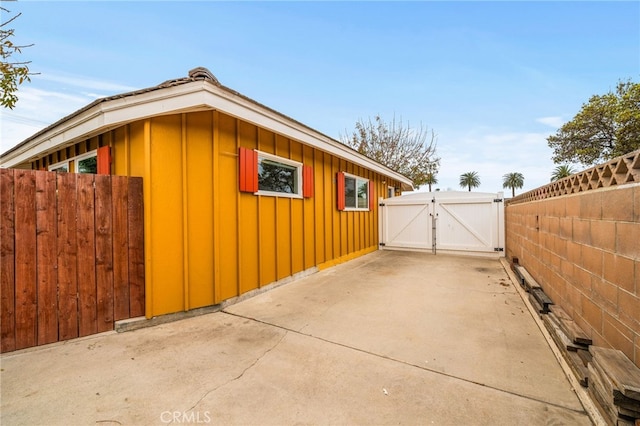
[341,115,439,188]
[1,4,33,109]
[424,172,438,192]
[459,171,480,192]
[547,80,640,167]
[502,172,524,197]
[550,165,576,181]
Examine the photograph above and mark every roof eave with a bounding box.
[0,79,413,189]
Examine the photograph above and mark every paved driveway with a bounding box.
[1,250,592,425]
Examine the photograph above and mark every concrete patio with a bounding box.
[0,250,592,425]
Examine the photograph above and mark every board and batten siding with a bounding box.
[100,110,398,318]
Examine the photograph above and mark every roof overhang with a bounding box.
[1,79,413,191]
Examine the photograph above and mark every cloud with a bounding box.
[37,72,138,93]
[536,116,565,128]
[432,128,559,194]
[0,86,95,154]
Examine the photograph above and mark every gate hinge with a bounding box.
[379,203,385,207]
[494,198,503,203]
[494,247,504,252]
[379,242,386,247]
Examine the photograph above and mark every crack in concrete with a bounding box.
[223,311,588,416]
[185,330,287,412]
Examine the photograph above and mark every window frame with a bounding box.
[387,186,395,198]
[343,172,370,211]
[75,150,98,174]
[48,160,70,173]
[256,150,303,199]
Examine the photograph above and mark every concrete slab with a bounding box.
[1,250,592,425]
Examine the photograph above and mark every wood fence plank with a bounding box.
[95,175,114,333]
[36,171,58,345]
[112,177,130,321]
[57,173,79,341]
[77,174,97,337]
[14,170,37,349]
[0,169,16,352]
[128,178,145,317]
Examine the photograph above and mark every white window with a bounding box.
[49,161,69,173]
[48,150,98,174]
[257,151,303,198]
[76,151,98,174]
[344,173,369,210]
[388,186,395,198]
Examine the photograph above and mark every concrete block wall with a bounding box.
[505,183,640,368]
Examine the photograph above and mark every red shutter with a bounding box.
[97,146,111,175]
[369,183,375,211]
[337,172,345,211]
[303,165,314,198]
[239,147,258,193]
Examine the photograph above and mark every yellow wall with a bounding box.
[29,111,403,318]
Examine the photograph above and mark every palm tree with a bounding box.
[424,172,438,192]
[502,172,524,197]
[459,171,480,191]
[551,165,576,181]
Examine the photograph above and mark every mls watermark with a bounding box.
[160,410,212,424]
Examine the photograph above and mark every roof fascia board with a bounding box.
[1,81,413,188]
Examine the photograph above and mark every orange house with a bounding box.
[0,67,413,319]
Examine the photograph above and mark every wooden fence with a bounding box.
[0,169,144,353]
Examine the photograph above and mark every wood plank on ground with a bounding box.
[14,170,37,350]
[531,287,553,312]
[549,304,572,321]
[566,350,589,387]
[589,363,639,423]
[57,173,79,341]
[543,313,586,352]
[36,171,58,345]
[549,304,593,346]
[590,346,640,401]
[514,264,541,292]
[0,169,16,352]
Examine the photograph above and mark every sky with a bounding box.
[1,1,638,194]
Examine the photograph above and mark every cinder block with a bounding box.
[581,245,603,276]
[603,252,635,294]
[602,312,635,361]
[636,261,640,297]
[590,220,616,253]
[550,198,566,217]
[566,285,583,316]
[560,258,574,278]
[592,278,618,313]
[634,185,640,223]
[601,186,634,222]
[555,238,568,259]
[618,288,640,329]
[566,197,580,218]
[617,222,640,259]
[566,241,582,265]
[582,295,603,332]
[559,217,572,239]
[572,219,591,245]
[580,191,603,220]
[573,266,593,292]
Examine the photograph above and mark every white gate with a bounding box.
[379,191,505,257]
